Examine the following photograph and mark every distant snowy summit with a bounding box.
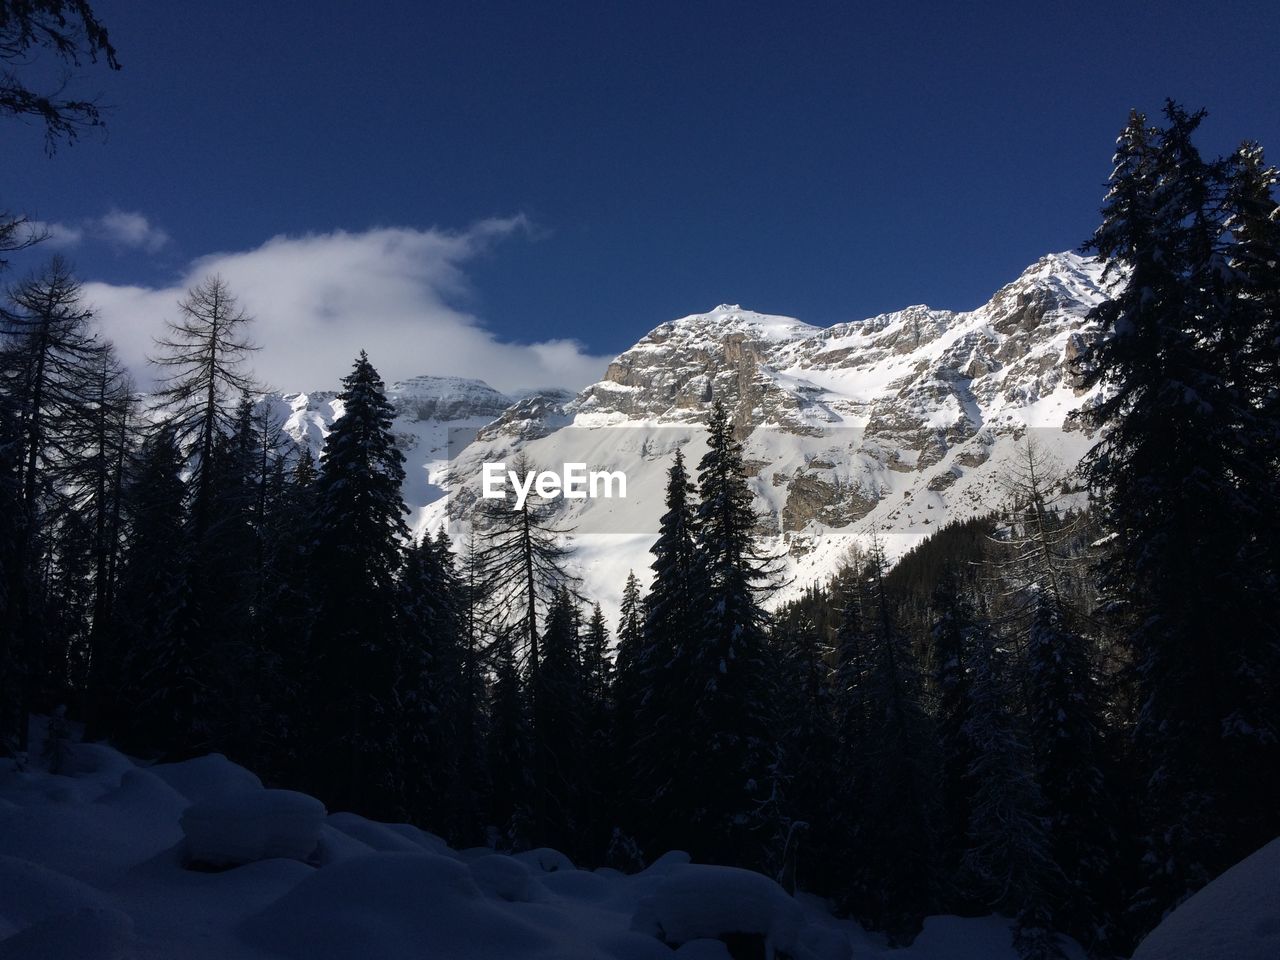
[426,252,1112,614]
[273,252,1115,618]
[387,375,512,423]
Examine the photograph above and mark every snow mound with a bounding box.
[639,863,806,954]
[180,788,325,868]
[314,823,374,864]
[469,853,543,902]
[241,852,557,960]
[96,767,188,819]
[0,854,110,937]
[325,810,454,855]
[150,753,264,801]
[1132,837,1280,960]
[0,906,133,960]
[63,742,137,783]
[673,939,733,958]
[514,846,576,873]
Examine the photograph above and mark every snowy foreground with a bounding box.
[0,741,1273,960]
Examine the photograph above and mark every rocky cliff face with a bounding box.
[387,376,512,423]
[281,252,1115,618]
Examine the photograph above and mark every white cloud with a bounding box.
[23,209,170,253]
[26,219,84,248]
[92,209,170,252]
[81,218,613,396]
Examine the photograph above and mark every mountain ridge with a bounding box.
[274,251,1112,622]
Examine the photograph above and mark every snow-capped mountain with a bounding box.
[282,252,1114,621]
[263,375,517,512]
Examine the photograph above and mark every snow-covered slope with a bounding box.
[1130,837,1280,960]
[0,737,1089,959]
[280,253,1113,623]
[265,374,515,518]
[423,252,1111,619]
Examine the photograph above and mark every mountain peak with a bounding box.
[385,374,511,422]
[657,305,820,345]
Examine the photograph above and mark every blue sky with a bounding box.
[4,0,1279,391]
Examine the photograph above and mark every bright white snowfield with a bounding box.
[2,737,1274,959]
[269,252,1116,623]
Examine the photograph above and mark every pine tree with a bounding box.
[473,453,579,837]
[396,530,473,836]
[578,601,615,863]
[110,424,194,753]
[437,527,488,846]
[680,400,778,863]
[1078,103,1280,916]
[609,569,645,848]
[991,438,1118,947]
[834,545,936,942]
[771,612,836,890]
[1222,140,1280,763]
[454,529,491,810]
[309,351,408,815]
[486,625,532,848]
[69,342,133,733]
[196,395,262,750]
[583,602,612,709]
[149,275,258,541]
[0,386,22,752]
[962,627,1065,960]
[615,571,643,679]
[0,256,101,751]
[251,444,318,782]
[630,447,702,853]
[929,574,982,896]
[533,586,588,855]
[1024,596,1116,951]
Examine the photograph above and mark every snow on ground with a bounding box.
[0,738,1105,960]
[1130,837,1280,960]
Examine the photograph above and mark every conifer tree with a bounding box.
[681,400,778,863]
[111,425,193,753]
[1023,596,1116,950]
[396,530,472,834]
[486,625,532,848]
[582,602,612,709]
[473,454,579,836]
[149,275,257,541]
[252,444,318,781]
[840,541,936,941]
[436,527,489,845]
[0,256,100,750]
[578,601,615,862]
[962,627,1064,960]
[475,454,578,675]
[199,395,261,744]
[533,586,588,854]
[609,569,645,843]
[929,575,982,894]
[630,447,702,852]
[771,612,836,889]
[309,351,408,814]
[0,390,22,751]
[69,343,132,704]
[615,571,643,678]
[1078,103,1280,913]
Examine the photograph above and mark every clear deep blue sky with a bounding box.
[5,0,1280,359]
